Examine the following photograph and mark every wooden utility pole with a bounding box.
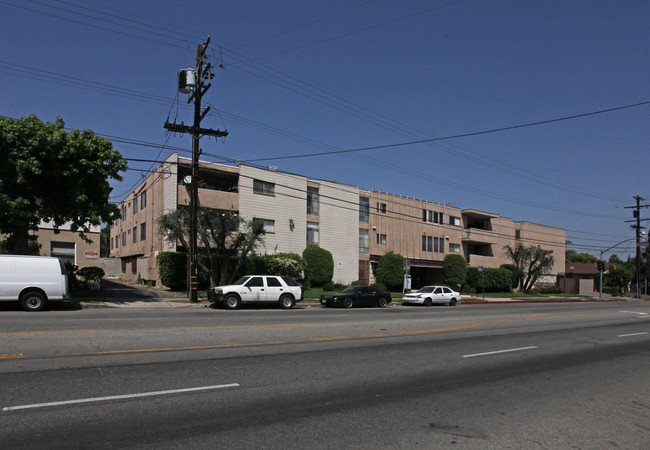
[164,36,228,302]
[625,195,649,298]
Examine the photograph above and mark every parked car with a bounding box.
[208,275,303,310]
[320,286,391,308]
[0,255,70,311]
[401,285,461,306]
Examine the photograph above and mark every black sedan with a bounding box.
[320,286,392,308]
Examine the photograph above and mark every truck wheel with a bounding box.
[279,294,295,309]
[21,291,47,311]
[223,294,241,310]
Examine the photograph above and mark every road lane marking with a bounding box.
[617,332,648,337]
[0,354,24,359]
[619,311,649,317]
[462,346,538,358]
[2,383,239,412]
[6,314,553,359]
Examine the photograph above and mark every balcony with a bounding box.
[461,228,499,245]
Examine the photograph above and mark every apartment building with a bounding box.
[110,153,565,289]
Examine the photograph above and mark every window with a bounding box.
[434,211,443,224]
[515,229,521,240]
[423,209,433,223]
[140,223,146,241]
[132,227,137,243]
[253,179,275,196]
[377,233,386,245]
[133,197,138,214]
[359,196,370,223]
[359,229,369,254]
[266,277,282,287]
[377,202,387,213]
[449,216,461,226]
[122,231,126,246]
[307,222,319,245]
[263,219,275,233]
[246,276,264,287]
[110,237,114,250]
[114,236,118,249]
[122,206,127,221]
[140,190,147,209]
[449,243,460,253]
[307,187,319,215]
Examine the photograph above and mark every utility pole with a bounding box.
[624,195,649,299]
[164,36,228,302]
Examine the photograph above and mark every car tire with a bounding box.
[20,291,47,311]
[423,298,432,307]
[279,294,295,310]
[377,297,387,308]
[449,298,458,306]
[223,293,241,310]
[343,297,353,308]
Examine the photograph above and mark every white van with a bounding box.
[0,255,70,311]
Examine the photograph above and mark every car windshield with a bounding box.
[417,287,434,293]
[232,276,251,286]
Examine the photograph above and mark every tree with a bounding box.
[443,254,467,291]
[157,208,265,287]
[504,244,555,293]
[375,251,405,291]
[565,251,597,263]
[0,115,126,254]
[606,264,634,294]
[302,245,333,287]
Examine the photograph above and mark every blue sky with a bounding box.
[1,0,648,259]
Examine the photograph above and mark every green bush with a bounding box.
[499,264,519,289]
[157,252,188,290]
[371,282,387,291]
[303,245,334,287]
[351,280,366,286]
[323,282,346,292]
[375,251,405,291]
[443,254,467,290]
[466,267,513,293]
[76,266,105,290]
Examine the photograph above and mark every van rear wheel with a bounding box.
[21,291,46,311]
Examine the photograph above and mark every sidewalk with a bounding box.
[76,279,208,308]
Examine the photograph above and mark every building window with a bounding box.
[50,241,75,266]
[122,231,126,246]
[377,202,387,214]
[114,236,118,249]
[359,196,370,223]
[140,190,147,209]
[307,221,319,245]
[434,211,443,224]
[377,233,386,245]
[307,187,319,215]
[132,227,137,243]
[359,229,369,254]
[449,243,460,253]
[253,179,275,196]
[133,197,138,214]
[122,206,127,221]
[423,209,433,223]
[449,216,461,226]
[263,219,275,233]
[516,229,521,240]
[422,235,433,252]
[140,223,146,241]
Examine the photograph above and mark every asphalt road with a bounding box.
[1,301,648,448]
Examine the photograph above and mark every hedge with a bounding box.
[465,267,513,293]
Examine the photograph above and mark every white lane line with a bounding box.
[2,383,239,411]
[462,346,538,358]
[617,332,648,338]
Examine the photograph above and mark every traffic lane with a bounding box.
[1,301,647,356]
[1,318,648,416]
[1,324,648,448]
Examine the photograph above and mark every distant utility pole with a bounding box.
[624,195,649,299]
[164,36,228,302]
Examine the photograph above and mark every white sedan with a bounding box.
[401,286,461,306]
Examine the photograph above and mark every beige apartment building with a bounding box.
[109,154,565,289]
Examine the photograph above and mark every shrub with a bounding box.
[443,254,467,291]
[351,280,366,286]
[500,264,520,289]
[76,266,105,291]
[466,267,513,293]
[157,252,188,290]
[303,245,334,287]
[375,251,405,291]
[371,282,387,291]
[323,282,346,292]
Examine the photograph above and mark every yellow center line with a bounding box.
[5,313,558,360]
